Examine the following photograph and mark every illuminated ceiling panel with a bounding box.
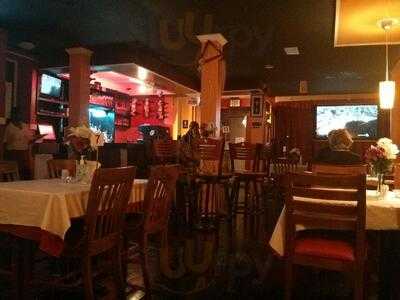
[335,0,400,47]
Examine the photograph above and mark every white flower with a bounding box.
[377,138,393,147]
[68,125,105,151]
[68,125,92,139]
[377,137,399,160]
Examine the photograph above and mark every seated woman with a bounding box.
[315,129,362,164]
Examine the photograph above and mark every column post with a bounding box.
[197,34,227,137]
[66,47,93,127]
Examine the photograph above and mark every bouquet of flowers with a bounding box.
[65,125,105,182]
[365,138,399,175]
[65,125,105,156]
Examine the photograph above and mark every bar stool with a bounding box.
[229,142,267,240]
[191,137,230,230]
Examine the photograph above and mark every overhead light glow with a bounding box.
[129,77,144,84]
[138,84,147,93]
[137,67,148,81]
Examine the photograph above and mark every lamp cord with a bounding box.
[385,27,389,81]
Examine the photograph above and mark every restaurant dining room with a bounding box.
[2,0,400,299]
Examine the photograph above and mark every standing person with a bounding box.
[179,121,201,174]
[3,110,43,179]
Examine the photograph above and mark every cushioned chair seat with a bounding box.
[294,237,355,261]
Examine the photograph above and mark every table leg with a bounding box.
[378,231,400,300]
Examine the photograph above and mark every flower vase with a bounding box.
[377,173,384,194]
[76,160,88,182]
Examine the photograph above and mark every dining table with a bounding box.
[0,178,148,257]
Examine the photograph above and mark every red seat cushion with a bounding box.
[294,237,355,261]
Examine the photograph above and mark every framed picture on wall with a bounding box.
[251,94,263,117]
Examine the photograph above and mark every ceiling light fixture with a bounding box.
[379,19,396,109]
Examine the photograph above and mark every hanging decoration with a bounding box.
[144,98,150,118]
[157,96,165,119]
[130,98,137,116]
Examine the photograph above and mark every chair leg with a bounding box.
[82,256,95,300]
[140,237,151,299]
[354,265,364,300]
[285,259,294,300]
[112,245,125,300]
[12,239,22,300]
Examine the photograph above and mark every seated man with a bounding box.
[315,129,362,164]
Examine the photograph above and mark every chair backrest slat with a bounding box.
[292,187,359,201]
[47,159,76,178]
[312,163,367,175]
[143,165,179,235]
[85,167,136,250]
[292,212,357,230]
[292,199,357,215]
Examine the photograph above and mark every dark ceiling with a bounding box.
[1,0,399,95]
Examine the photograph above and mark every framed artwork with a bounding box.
[182,120,189,128]
[250,94,263,117]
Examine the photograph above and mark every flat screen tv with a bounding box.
[40,74,62,98]
[88,105,115,143]
[315,104,378,139]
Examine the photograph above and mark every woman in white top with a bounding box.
[3,111,43,179]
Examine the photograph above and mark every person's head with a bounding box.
[328,129,353,150]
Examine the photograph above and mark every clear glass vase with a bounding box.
[376,173,384,194]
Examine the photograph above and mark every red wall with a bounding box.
[115,95,174,143]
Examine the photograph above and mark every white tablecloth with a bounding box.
[0,178,147,241]
[269,190,400,256]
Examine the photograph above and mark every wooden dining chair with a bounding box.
[30,166,136,300]
[284,172,366,300]
[312,163,368,175]
[125,165,179,297]
[152,139,178,165]
[0,161,22,299]
[0,161,19,181]
[47,159,76,178]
